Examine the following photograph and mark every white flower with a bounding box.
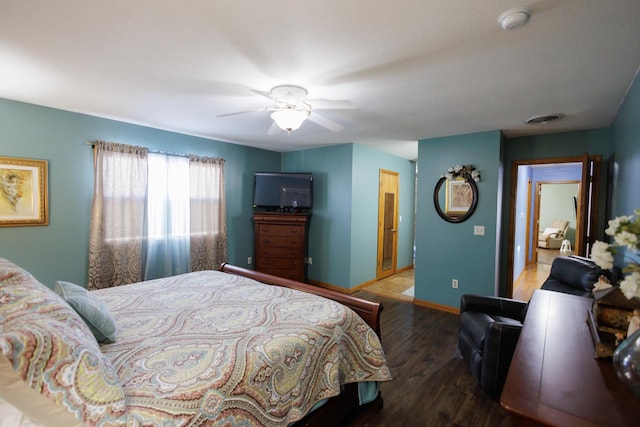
[614,230,638,251]
[619,272,640,299]
[606,216,632,236]
[591,241,614,269]
[592,209,640,300]
[442,164,481,183]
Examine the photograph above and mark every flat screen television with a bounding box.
[253,172,313,210]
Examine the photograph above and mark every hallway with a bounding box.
[513,248,561,301]
[362,269,414,302]
[363,254,559,305]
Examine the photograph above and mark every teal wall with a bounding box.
[283,145,354,287]
[416,130,503,307]
[611,72,640,218]
[350,145,415,287]
[610,71,640,267]
[283,144,416,289]
[0,98,280,287]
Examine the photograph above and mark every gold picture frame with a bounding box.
[0,156,48,227]
[445,178,473,214]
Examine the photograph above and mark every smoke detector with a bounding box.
[524,114,563,125]
[498,8,531,31]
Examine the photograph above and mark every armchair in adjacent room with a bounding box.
[537,219,569,249]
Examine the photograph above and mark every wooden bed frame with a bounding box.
[219,263,385,426]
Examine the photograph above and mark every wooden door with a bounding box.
[578,153,601,257]
[377,169,399,279]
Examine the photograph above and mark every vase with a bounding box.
[613,327,640,396]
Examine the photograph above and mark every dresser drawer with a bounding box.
[256,246,301,258]
[256,257,301,269]
[258,235,302,249]
[258,224,303,238]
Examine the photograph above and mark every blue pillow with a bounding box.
[54,281,117,343]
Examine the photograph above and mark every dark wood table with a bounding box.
[500,289,640,427]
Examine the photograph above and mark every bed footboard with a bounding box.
[219,263,383,337]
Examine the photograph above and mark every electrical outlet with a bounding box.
[474,225,485,236]
[247,256,252,265]
[452,279,459,289]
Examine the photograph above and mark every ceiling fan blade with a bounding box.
[251,89,276,101]
[217,108,266,117]
[308,99,356,110]
[307,112,344,132]
[267,121,281,135]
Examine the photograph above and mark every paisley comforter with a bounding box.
[94,270,392,426]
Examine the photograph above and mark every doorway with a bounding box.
[507,154,601,300]
[377,169,399,280]
[533,180,580,265]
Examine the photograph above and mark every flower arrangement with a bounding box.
[442,164,481,182]
[590,208,640,299]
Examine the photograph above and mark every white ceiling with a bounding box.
[1,1,639,161]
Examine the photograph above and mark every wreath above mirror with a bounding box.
[442,164,481,182]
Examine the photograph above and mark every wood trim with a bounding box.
[413,298,459,314]
[307,278,362,294]
[310,264,415,294]
[220,263,383,337]
[506,154,598,298]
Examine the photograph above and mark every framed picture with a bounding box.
[446,178,473,214]
[0,156,48,226]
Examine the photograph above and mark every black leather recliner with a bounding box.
[458,294,526,397]
[458,255,603,398]
[539,255,603,297]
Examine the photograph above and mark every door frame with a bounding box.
[506,154,601,297]
[377,169,399,280]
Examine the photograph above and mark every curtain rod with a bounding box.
[86,140,224,161]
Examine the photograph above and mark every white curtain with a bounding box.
[88,142,148,290]
[143,153,191,280]
[88,143,227,289]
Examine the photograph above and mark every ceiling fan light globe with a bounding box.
[271,109,308,132]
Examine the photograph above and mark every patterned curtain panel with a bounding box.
[189,155,227,272]
[88,142,148,290]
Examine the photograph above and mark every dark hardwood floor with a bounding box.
[344,292,512,427]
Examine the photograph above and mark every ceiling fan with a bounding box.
[217,85,355,134]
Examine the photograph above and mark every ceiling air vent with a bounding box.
[524,114,563,125]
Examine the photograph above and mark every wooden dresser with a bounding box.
[501,289,640,427]
[253,212,310,282]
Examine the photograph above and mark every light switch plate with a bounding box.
[474,225,485,236]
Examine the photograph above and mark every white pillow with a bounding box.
[542,227,561,236]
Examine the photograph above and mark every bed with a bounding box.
[0,257,391,426]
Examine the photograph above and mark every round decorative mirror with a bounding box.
[433,166,480,223]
